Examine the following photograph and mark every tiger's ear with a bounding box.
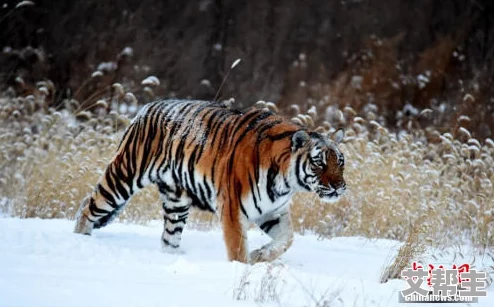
[330,128,344,144]
[292,130,310,151]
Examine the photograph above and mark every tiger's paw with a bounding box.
[161,240,184,255]
[249,248,276,264]
[162,246,185,255]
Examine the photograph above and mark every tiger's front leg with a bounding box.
[221,202,249,263]
[250,209,294,263]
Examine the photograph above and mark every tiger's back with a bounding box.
[75,99,346,263]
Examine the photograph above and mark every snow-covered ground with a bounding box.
[0,218,492,307]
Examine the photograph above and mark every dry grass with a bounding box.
[233,263,343,306]
[379,223,427,283]
[233,263,285,303]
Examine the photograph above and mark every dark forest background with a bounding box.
[1,0,494,137]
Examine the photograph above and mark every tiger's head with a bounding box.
[290,129,346,202]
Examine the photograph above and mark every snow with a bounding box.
[0,218,492,307]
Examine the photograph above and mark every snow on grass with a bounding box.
[0,218,492,307]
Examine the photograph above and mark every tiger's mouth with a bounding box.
[318,190,339,200]
[316,185,346,202]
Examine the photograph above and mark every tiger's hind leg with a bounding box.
[74,196,95,235]
[74,187,133,236]
[158,182,191,252]
[250,209,294,263]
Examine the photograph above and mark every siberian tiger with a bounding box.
[74,99,346,263]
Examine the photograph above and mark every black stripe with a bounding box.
[114,158,134,195]
[157,181,174,194]
[128,126,139,187]
[250,119,284,185]
[210,112,239,183]
[97,184,118,208]
[115,106,148,150]
[253,119,283,146]
[165,227,184,235]
[121,124,138,189]
[209,109,233,144]
[276,151,291,165]
[248,174,262,214]
[162,238,179,248]
[227,110,271,174]
[266,163,278,202]
[216,113,239,151]
[86,215,96,223]
[295,155,311,191]
[110,167,130,201]
[89,202,111,216]
[283,175,290,190]
[187,148,198,193]
[197,182,208,206]
[88,198,111,216]
[266,162,291,202]
[219,109,250,146]
[163,206,190,214]
[165,103,195,161]
[137,108,158,187]
[260,218,280,233]
[146,126,164,184]
[203,175,212,200]
[188,189,214,212]
[176,104,211,156]
[175,105,211,184]
[171,169,182,198]
[194,108,219,161]
[104,169,117,195]
[234,180,248,218]
[167,216,188,224]
[239,202,248,217]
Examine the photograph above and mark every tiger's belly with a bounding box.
[158,166,217,213]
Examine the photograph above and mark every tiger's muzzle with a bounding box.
[317,183,346,203]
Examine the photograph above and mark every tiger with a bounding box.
[74,99,346,263]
